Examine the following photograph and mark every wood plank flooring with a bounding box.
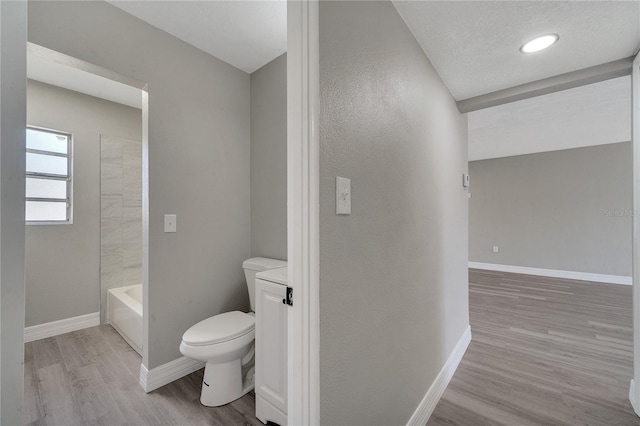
[428,269,640,426]
[25,270,640,425]
[23,324,262,426]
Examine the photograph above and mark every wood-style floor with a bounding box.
[429,269,639,426]
[23,324,262,425]
[24,269,640,425]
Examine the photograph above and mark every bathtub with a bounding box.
[107,284,143,355]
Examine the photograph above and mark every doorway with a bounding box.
[24,41,150,367]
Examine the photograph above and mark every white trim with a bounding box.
[469,262,632,285]
[24,312,99,343]
[138,356,204,393]
[141,87,150,372]
[631,51,640,418]
[406,326,472,426]
[287,1,321,424]
[630,379,640,416]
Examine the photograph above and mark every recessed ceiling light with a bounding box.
[519,34,559,54]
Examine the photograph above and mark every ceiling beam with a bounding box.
[27,42,148,91]
[457,56,634,114]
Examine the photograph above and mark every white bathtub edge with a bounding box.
[24,312,100,343]
[139,356,205,393]
[108,284,143,355]
[110,320,143,355]
[108,285,143,317]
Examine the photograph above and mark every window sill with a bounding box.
[26,220,73,226]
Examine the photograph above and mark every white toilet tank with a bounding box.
[242,257,287,311]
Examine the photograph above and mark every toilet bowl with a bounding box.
[179,257,287,407]
[180,311,256,406]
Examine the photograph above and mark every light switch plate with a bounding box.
[336,177,351,215]
[462,173,470,188]
[164,214,177,233]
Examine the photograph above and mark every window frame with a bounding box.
[25,125,73,225]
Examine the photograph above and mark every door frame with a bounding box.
[286,0,320,424]
[630,51,640,415]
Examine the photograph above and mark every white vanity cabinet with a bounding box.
[255,267,288,426]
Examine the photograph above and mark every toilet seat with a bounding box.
[182,311,255,346]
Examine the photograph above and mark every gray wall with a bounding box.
[319,2,469,424]
[101,135,143,323]
[29,1,251,369]
[26,80,141,327]
[1,1,27,423]
[250,53,287,260]
[469,142,633,276]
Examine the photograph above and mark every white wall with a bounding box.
[318,2,469,424]
[250,53,287,260]
[0,2,27,423]
[28,0,251,369]
[25,80,142,327]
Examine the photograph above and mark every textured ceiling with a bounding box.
[393,1,640,100]
[107,1,286,73]
[468,76,631,161]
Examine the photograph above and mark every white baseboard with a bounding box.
[139,356,205,393]
[406,325,472,426]
[24,312,100,343]
[469,262,632,285]
[630,379,640,416]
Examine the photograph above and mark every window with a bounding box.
[25,127,72,223]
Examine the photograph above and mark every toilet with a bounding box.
[179,257,287,407]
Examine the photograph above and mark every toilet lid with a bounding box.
[182,311,255,346]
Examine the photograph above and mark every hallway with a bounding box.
[429,269,638,425]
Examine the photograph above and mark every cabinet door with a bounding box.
[255,279,288,414]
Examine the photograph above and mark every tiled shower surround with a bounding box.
[100,135,142,323]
